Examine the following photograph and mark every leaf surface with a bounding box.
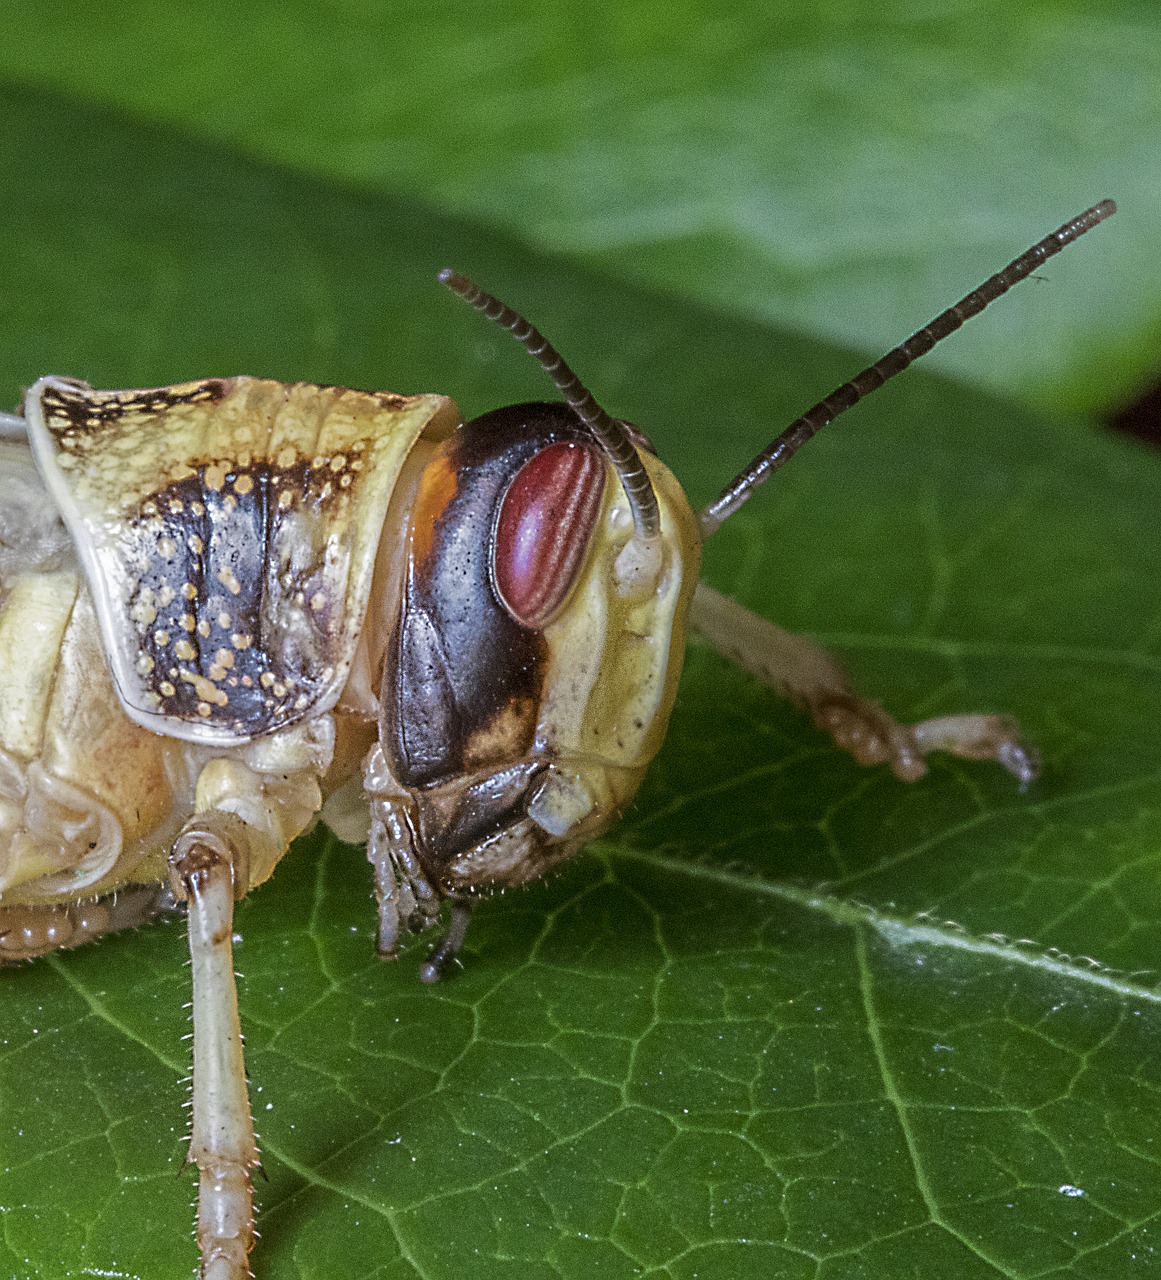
[0,1,1157,412]
[0,86,1159,1280]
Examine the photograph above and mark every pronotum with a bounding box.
[0,200,1114,1277]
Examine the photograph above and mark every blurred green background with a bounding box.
[0,4,1159,1278]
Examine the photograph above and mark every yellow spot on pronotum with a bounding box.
[159,680,176,697]
[234,474,254,495]
[260,672,275,689]
[197,620,211,638]
[204,463,227,491]
[157,537,176,559]
[214,648,236,669]
[181,583,198,600]
[189,534,204,555]
[217,566,242,595]
[174,639,197,661]
[181,670,228,706]
[158,584,176,607]
[197,701,212,717]
[232,633,252,650]
[179,613,196,631]
[155,630,170,647]
[277,447,296,469]
[136,653,155,675]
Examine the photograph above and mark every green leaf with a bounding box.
[0,1,1157,415]
[1,84,1160,1280]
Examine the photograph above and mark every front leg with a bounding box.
[691,582,1038,785]
[168,812,260,1280]
[362,744,474,982]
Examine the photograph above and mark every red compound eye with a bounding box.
[493,441,606,629]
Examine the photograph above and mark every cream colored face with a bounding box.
[526,447,703,843]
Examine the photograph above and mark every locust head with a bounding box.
[363,278,700,972]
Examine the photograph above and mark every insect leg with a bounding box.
[168,812,260,1280]
[365,788,440,957]
[418,901,473,984]
[691,582,1038,785]
[365,799,471,980]
[0,885,177,962]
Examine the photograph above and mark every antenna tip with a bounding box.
[438,268,477,302]
[1057,199,1117,246]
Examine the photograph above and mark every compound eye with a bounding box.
[493,440,606,629]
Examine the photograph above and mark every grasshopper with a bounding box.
[0,200,1114,1277]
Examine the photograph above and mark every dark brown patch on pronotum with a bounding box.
[41,379,229,437]
[124,449,362,734]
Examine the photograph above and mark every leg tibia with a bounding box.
[691,583,1038,784]
[169,811,259,1280]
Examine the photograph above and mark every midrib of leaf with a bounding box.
[611,847,1161,1006]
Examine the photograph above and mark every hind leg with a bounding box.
[691,582,1038,785]
[0,884,177,962]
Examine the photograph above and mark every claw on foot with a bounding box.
[418,902,473,983]
[814,698,1039,787]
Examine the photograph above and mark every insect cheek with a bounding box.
[525,450,703,841]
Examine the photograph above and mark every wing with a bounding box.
[26,376,459,744]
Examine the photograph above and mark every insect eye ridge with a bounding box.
[492,440,605,630]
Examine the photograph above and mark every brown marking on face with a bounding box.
[461,695,539,772]
[407,453,458,568]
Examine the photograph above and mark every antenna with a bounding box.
[699,199,1117,535]
[439,270,661,541]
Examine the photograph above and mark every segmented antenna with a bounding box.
[700,199,1117,535]
[439,269,661,540]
